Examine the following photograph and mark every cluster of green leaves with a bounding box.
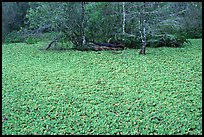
[86,2,122,42]
[4,31,50,45]
[107,33,190,49]
[109,33,141,49]
[26,2,84,46]
[4,30,25,43]
[3,2,202,45]
[147,34,191,48]
[2,39,202,135]
[25,37,39,45]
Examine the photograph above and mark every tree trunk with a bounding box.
[140,42,146,55]
[140,19,146,55]
[122,2,126,34]
[139,2,147,55]
[81,2,86,46]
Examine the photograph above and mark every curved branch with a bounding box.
[45,35,62,50]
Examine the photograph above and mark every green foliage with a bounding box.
[51,41,74,51]
[25,37,39,44]
[110,33,141,49]
[86,2,122,42]
[147,34,191,48]
[2,39,202,135]
[2,2,29,42]
[157,24,183,37]
[4,30,24,43]
[2,2,202,45]
[26,2,83,48]
[180,2,202,39]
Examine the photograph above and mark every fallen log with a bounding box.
[90,42,125,51]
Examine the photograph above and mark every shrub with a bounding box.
[147,34,191,48]
[4,30,24,43]
[109,33,141,49]
[25,37,39,44]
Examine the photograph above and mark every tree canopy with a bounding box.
[2,2,202,53]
